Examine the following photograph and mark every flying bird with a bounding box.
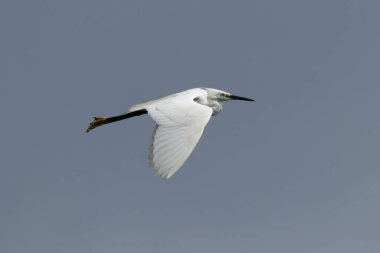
[86,88,254,179]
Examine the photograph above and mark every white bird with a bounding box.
[86,88,254,179]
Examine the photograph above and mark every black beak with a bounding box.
[228,94,255,102]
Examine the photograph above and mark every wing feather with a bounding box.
[143,88,213,178]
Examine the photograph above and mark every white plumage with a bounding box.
[86,88,254,179]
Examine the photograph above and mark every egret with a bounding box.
[86,88,254,179]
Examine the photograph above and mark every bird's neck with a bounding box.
[209,101,222,116]
[194,95,222,115]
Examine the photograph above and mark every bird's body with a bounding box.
[86,88,254,179]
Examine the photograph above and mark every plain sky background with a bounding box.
[1,0,380,252]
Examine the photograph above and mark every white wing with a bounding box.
[141,89,212,179]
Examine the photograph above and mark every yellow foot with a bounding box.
[86,117,108,133]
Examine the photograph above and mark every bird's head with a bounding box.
[203,88,255,102]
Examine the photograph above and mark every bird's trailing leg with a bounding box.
[86,109,148,133]
[86,117,109,132]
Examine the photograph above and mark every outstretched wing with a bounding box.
[143,89,212,178]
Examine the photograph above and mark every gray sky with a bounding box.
[1,0,380,252]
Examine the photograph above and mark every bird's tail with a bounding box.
[86,117,109,133]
